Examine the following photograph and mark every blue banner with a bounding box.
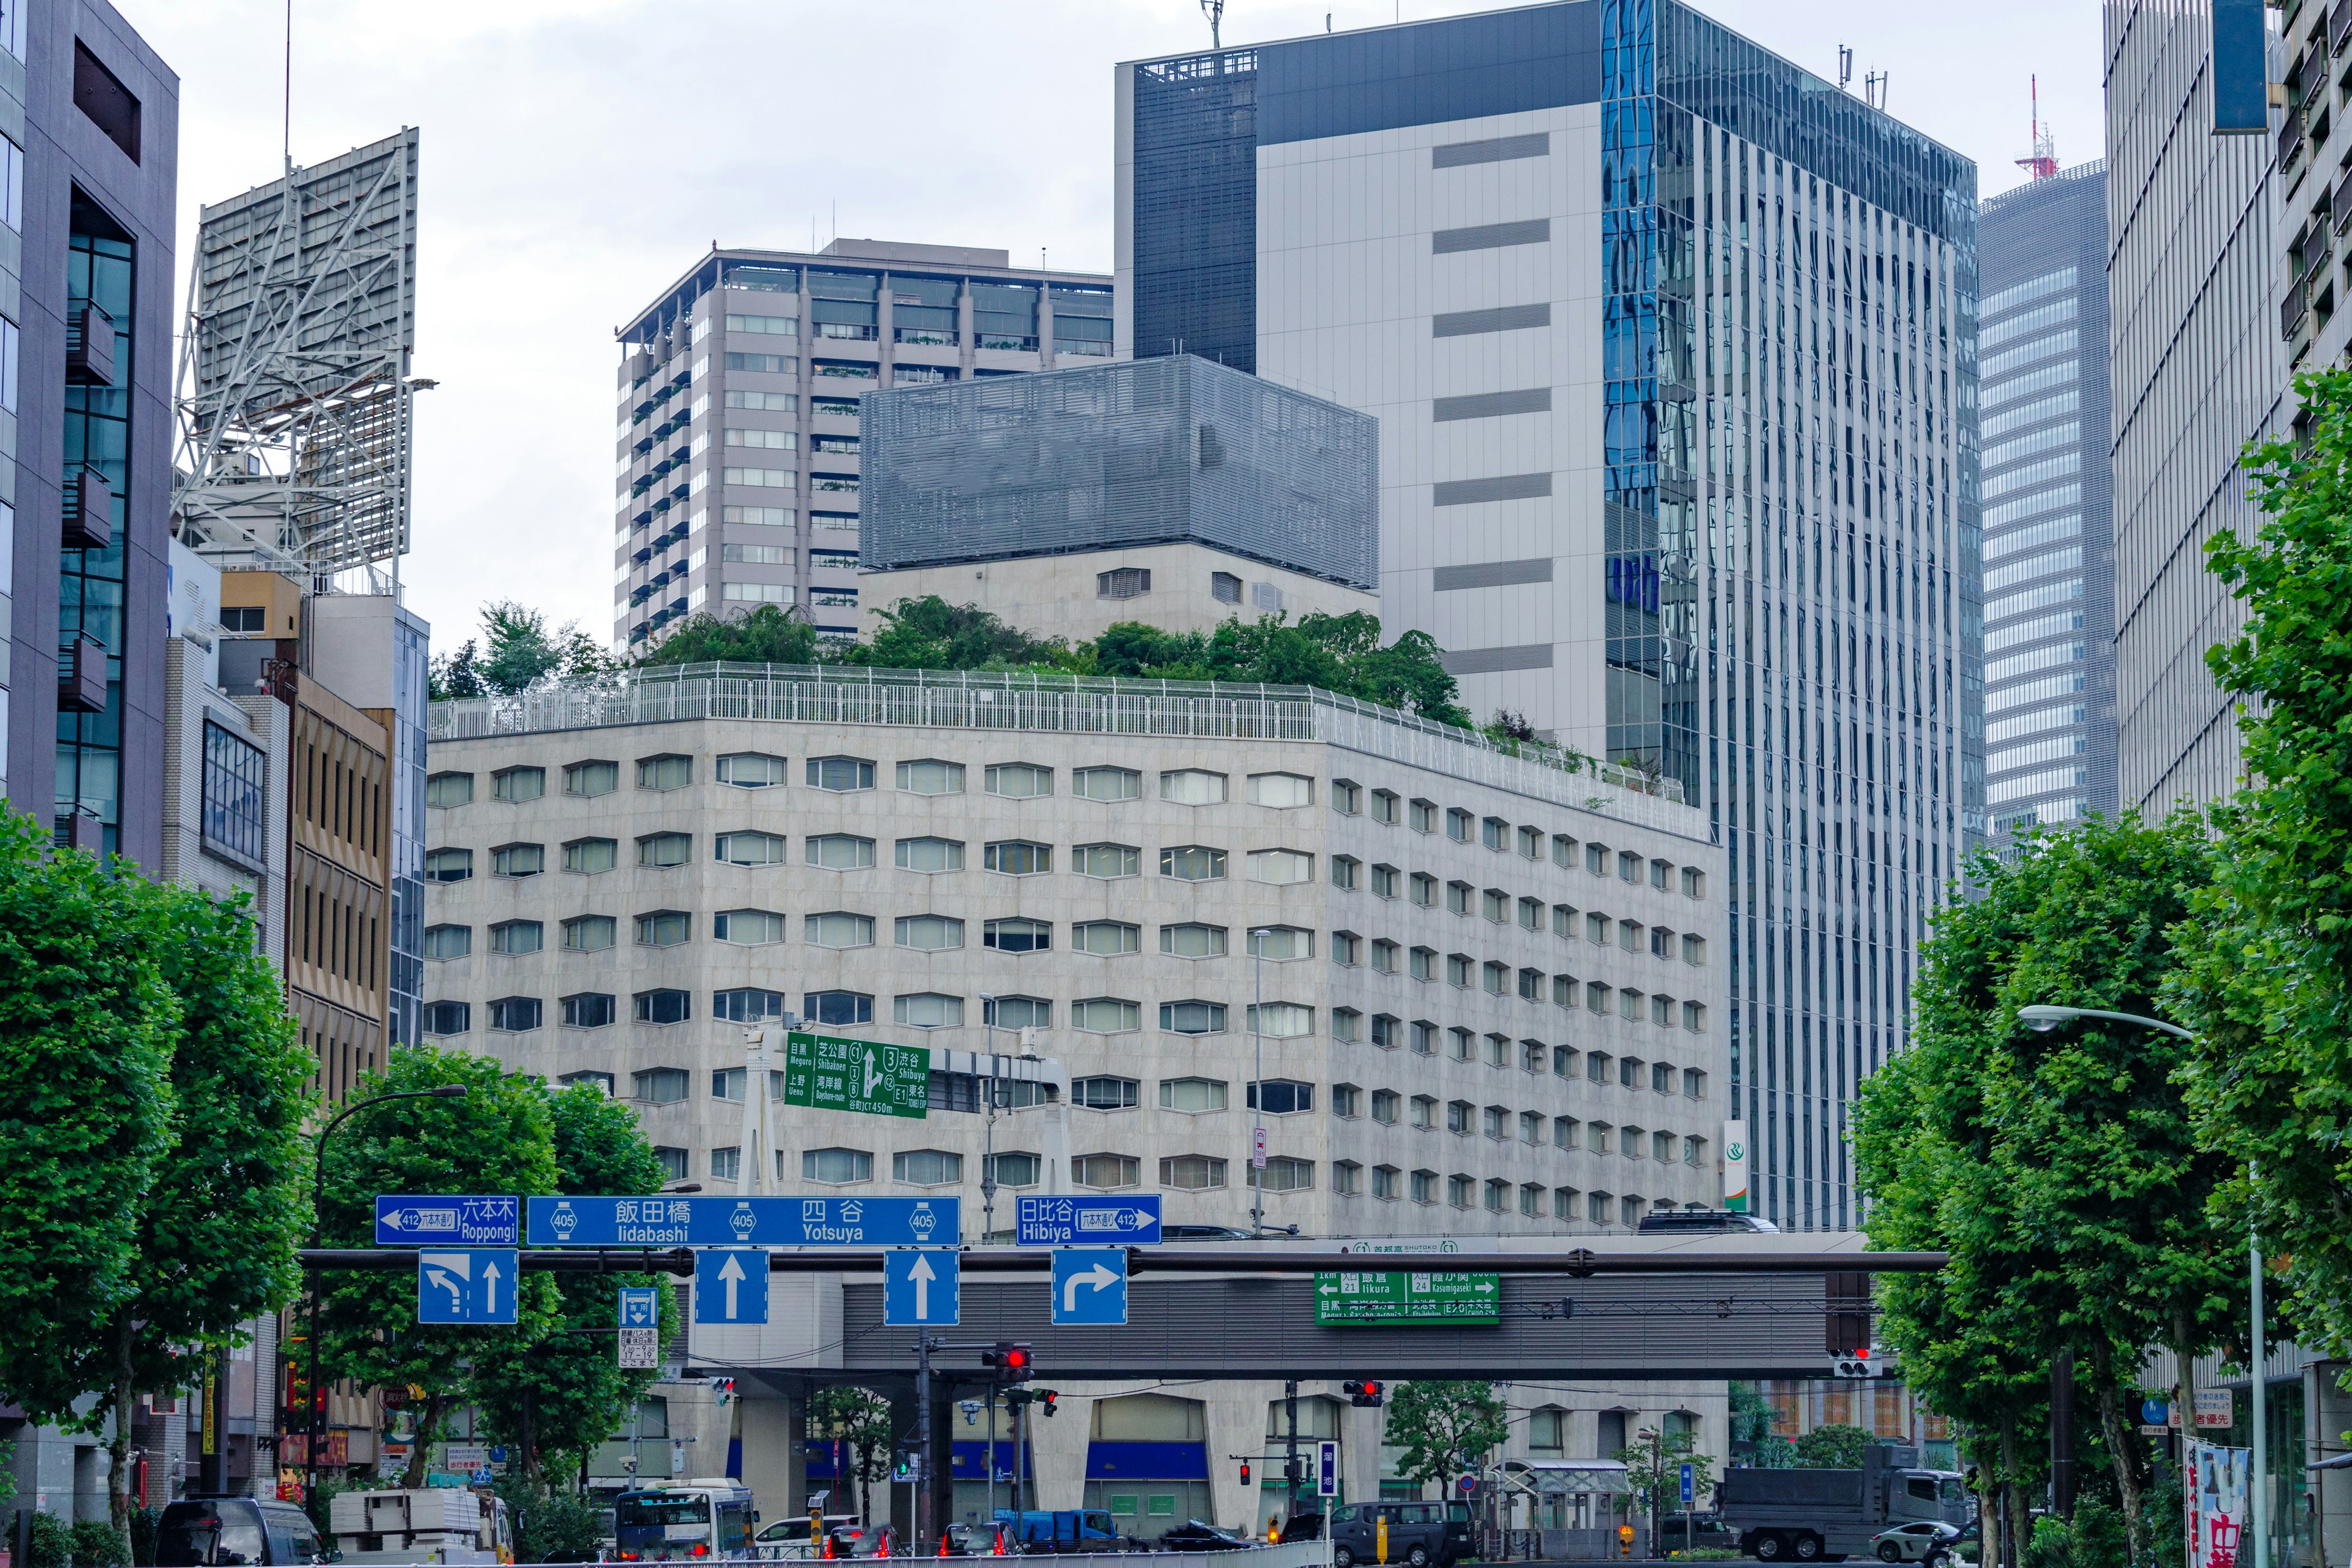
[528,1194,957,1248]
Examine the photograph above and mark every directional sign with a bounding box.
[694,1250,770,1325]
[417,1250,518,1324]
[530,1194,956,1247]
[884,1249,960,1326]
[1015,1194,1162,1247]
[1317,1441,1340,1499]
[619,1286,659,1329]
[1051,1248,1129,1325]
[1679,1461,1695,1506]
[1314,1272,1500,1327]
[375,1195,519,1246]
[782,1031,929,1118]
[617,1283,661,1370]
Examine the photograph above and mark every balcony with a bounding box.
[976,335,1039,353]
[2334,0,2352,54]
[2285,277,2311,340]
[66,303,116,386]
[58,634,107,714]
[815,323,878,341]
[62,466,112,549]
[2335,164,2352,232]
[811,474,860,495]
[2282,109,2308,174]
[894,328,955,346]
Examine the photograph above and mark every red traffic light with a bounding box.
[1239,1462,1251,1485]
[1344,1380,1385,1408]
[982,1341,1036,1383]
[1005,1347,1030,1370]
[1039,1390,1060,1417]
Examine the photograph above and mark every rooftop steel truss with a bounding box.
[171,127,419,576]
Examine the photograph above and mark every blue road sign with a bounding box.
[618,1286,658,1329]
[2142,1397,2171,1427]
[530,1194,956,1248]
[1015,1194,1161,1247]
[884,1249,960,1326]
[1317,1441,1340,1498]
[417,1250,519,1324]
[1050,1247,1129,1325]
[693,1250,769,1326]
[376,1195,520,1246]
[1679,1461,1695,1506]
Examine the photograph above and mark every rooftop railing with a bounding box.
[430,663,1702,835]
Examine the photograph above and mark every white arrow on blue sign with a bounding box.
[1016,1194,1160,1246]
[1050,1247,1129,1325]
[376,1195,520,1246]
[417,1250,518,1324]
[618,1286,658,1328]
[884,1249,960,1325]
[694,1250,769,1325]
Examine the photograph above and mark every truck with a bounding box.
[990,1509,1123,1553]
[326,1488,513,1566]
[1717,1444,1970,1562]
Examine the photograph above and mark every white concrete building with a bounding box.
[424,663,1730,1532]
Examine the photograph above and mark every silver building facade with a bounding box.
[614,240,1112,650]
[2106,0,2283,817]
[1978,163,2118,850]
[1117,0,1980,1228]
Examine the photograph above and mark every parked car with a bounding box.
[1923,1520,1981,1567]
[1153,1522,1251,1552]
[756,1517,860,1561]
[1277,1514,1324,1543]
[943,1522,1019,1557]
[1325,1501,1474,1568]
[155,1498,326,1567]
[1871,1522,1961,1563]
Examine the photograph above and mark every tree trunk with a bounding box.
[2090,1340,2152,1568]
[107,1314,135,1532]
[1999,1414,2018,1568]
[1973,1431,2002,1568]
[405,1393,445,1489]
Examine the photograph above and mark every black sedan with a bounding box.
[1155,1522,1253,1551]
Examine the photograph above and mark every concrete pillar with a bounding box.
[1026,1391,1087,1510]
[1205,1385,1265,1534]
[739,1396,797,1519]
[1343,1403,1385,1506]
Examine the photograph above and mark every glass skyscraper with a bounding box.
[1118,0,1981,1226]
[1977,163,2117,851]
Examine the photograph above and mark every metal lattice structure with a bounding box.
[171,128,419,576]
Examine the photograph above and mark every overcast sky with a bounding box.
[124,0,2106,654]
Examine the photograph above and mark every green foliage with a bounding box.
[428,639,484,701]
[126,1506,159,1568]
[1382,1381,1508,1490]
[314,1048,560,1485]
[0,812,180,1423]
[2027,1495,2128,1568]
[26,1512,74,1568]
[66,1519,127,1568]
[432,603,614,698]
[1614,1425,1714,1524]
[807,1385,896,1523]
[495,1476,607,1565]
[1790,1425,1872,1470]
[472,1082,680,1480]
[1856,813,2231,1568]
[2169,364,2352,1362]
[846,597,1069,671]
[633,604,819,668]
[1725,1384,1793,1468]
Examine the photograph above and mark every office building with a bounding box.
[859,353,1379,641]
[1118,2,1980,1227]
[614,241,1113,650]
[2106,0,2284,817]
[426,660,1730,1525]
[1977,162,2117,850]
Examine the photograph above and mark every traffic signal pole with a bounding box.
[915,1333,935,1554]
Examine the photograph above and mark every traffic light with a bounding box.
[1037,1390,1059,1419]
[981,1341,1035,1384]
[709,1377,736,1406]
[1344,1380,1385,1408]
[1238,1461,1251,1487]
[1830,1347,1892,1379]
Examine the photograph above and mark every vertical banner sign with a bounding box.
[1722,1121,1749,1212]
[2185,1443,2251,1568]
[2211,0,2269,135]
[202,1370,217,1457]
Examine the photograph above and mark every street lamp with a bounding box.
[303,1084,469,1506]
[2022,1003,2264,1568]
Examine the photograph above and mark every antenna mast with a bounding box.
[2016,75,2059,179]
[1836,45,1853,93]
[1202,0,1224,48]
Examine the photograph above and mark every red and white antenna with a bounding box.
[2017,75,2059,179]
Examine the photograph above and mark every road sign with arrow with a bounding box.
[1313,1271,1499,1326]
[416,1249,518,1324]
[694,1249,769,1325]
[883,1248,960,1325]
[1014,1194,1161,1246]
[617,1286,661,1368]
[1050,1248,1128,1325]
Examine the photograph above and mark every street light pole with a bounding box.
[303,1084,469,1505]
[2019,1005,2264,1568]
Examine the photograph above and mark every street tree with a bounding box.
[0,813,179,1430]
[806,1385,895,1526]
[1382,1381,1508,1494]
[82,886,313,1526]
[2169,365,2352,1365]
[315,1048,560,1484]
[1790,1425,1872,1470]
[1615,1425,1715,1544]
[472,1082,680,1483]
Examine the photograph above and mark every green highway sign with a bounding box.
[1314,1271,1500,1326]
[782,1031,929,1118]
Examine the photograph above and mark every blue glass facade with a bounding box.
[1132,53,1259,372]
[58,204,133,855]
[861,353,1377,590]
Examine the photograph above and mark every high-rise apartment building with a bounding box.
[2106,0,2283,817]
[1978,163,2117,851]
[1117,1,1980,1228]
[613,241,1112,651]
